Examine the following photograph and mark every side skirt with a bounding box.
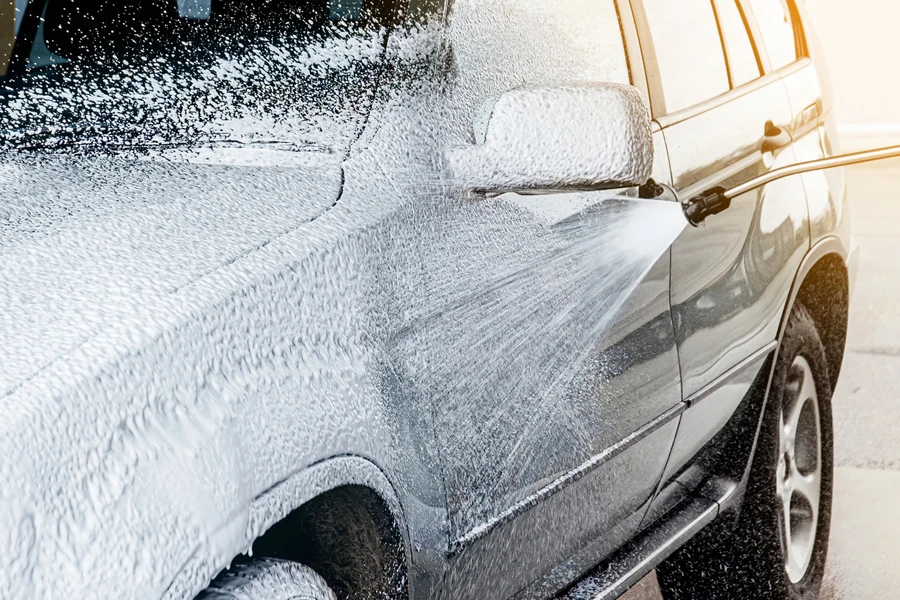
[556,478,739,600]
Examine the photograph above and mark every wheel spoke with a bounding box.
[791,462,821,521]
[799,359,818,403]
[779,410,788,462]
[786,380,808,445]
[781,485,793,556]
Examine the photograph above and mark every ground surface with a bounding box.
[621,160,900,600]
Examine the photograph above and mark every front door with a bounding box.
[389,0,684,597]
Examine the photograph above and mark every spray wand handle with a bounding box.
[683,143,900,226]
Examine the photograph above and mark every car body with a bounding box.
[0,0,855,599]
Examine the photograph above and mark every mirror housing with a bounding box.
[447,83,653,195]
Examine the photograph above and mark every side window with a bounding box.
[450,0,629,88]
[642,0,730,114]
[746,0,800,70]
[448,0,629,135]
[714,0,761,87]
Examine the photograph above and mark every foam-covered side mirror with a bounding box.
[447,83,653,195]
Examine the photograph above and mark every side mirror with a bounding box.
[447,83,653,195]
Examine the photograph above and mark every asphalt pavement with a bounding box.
[621,159,900,600]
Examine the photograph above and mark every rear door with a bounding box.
[631,0,811,491]
[748,0,847,246]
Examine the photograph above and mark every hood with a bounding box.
[0,150,343,396]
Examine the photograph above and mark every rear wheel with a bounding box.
[198,558,336,600]
[657,303,834,599]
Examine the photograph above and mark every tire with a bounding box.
[198,558,337,600]
[657,303,834,600]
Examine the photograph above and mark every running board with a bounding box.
[556,496,718,600]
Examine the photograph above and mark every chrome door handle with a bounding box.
[762,121,792,154]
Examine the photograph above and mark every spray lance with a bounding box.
[680,144,900,226]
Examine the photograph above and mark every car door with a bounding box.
[631,0,811,492]
[754,0,849,249]
[404,1,683,598]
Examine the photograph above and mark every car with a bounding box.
[0,0,857,599]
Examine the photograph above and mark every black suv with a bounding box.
[0,0,856,599]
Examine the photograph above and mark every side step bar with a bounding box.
[556,490,726,600]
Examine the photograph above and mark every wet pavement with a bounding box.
[621,159,900,600]
[821,158,900,599]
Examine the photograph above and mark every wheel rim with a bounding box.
[776,355,822,584]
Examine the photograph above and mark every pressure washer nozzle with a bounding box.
[683,186,730,227]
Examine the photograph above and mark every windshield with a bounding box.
[0,0,404,155]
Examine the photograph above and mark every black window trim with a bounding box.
[627,0,667,118]
[710,0,734,89]
[614,0,650,111]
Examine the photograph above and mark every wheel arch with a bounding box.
[251,456,410,599]
[778,236,850,391]
[699,239,849,547]
[216,456,412,600]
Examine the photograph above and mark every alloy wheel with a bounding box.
[776,355,822,584]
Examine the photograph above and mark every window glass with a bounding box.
[28,1,67,71]
[14,0,27,34]
[0,0,408,153]
[747,0,798,70]
[177,0,212,19]
[643,0,730,114]
[715,0,760,87]
[449,0,630,136]
[451,0,629,89]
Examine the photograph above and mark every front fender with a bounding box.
[0,212,447,600]
[163,455,409,600]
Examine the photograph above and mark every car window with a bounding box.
[746,0,799,70]
[450,0,629,88]
[642,0,730,114]
[714,0,761,87]
[27,1,68,71]
[14,0,28,32]
[448,0,629,140]
[0,0,405,154]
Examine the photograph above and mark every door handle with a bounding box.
[762,121,792,154]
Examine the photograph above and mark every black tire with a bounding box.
[198,558,337,600]
[657,303,834,599]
